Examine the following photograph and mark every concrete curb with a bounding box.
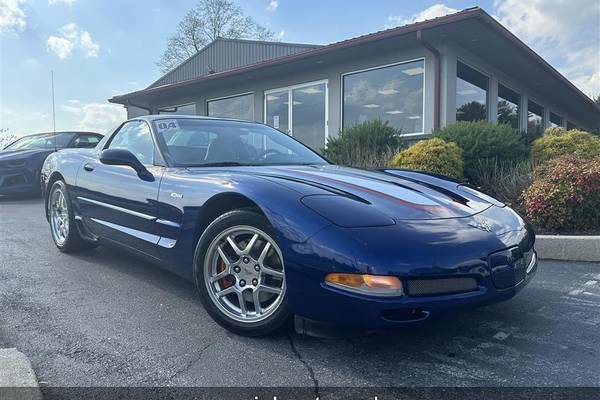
[536,235,600,262]
[0,348,41,400]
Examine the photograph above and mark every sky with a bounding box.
[1,0,599,137]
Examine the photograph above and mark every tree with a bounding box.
[456,101,486,122]
[157,0,276,74]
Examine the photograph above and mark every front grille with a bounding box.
[0,160,26,169]
[406,277,478,297]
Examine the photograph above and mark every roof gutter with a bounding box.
[416,29,440,131]
[121,99,153,114]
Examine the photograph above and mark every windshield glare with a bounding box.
[153,118,328,167]
[5,133,74,150]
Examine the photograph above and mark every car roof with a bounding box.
[133,114,255,124]
[17,131,102,138]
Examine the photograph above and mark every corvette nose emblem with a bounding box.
[170,192,183,199]
[469,218,492,232]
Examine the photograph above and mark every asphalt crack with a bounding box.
[286,330,319,397]
[165,342,214,384]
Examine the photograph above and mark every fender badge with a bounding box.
[170,192,183,199]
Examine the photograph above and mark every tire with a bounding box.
[194,209,290,336]
[47,180,96,253]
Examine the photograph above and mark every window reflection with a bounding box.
[456,61,488,122]
[292,82,327,151]
[549,112,562,128]
[207,94,254,121]
[497,84,520,129]
[343,60,424,134]
[527,100,544,137]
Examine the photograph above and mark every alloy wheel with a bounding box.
[50,187,69,246]
[204,225,286,324]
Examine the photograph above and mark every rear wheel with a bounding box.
[194,210,290,336]
[48,180,95,253]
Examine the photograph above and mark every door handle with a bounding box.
[83,163,95,172]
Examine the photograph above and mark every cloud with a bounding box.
[276,30,285,40]
[266,0,279,12]
[387,4,458,28]
[61,102,125,133]
[47,36,74,59]
[495,0,600,97]
[0,0,26,33]
[79,31,99,57]
[47,23,100,59]
[48,0,77,4]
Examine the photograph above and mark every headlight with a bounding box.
[301,194,395,228]
[325,273,403,296]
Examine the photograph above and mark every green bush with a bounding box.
[388,138,464,179]
[323,120,404,168]
[434,121,528,180]
[531,128,600,165]
[522,155,600,233]
[469,158,533,212]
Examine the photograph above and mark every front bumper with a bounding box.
[0,167,39,195]
[285,205,537,329]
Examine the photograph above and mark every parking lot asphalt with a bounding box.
[0,195,599,388]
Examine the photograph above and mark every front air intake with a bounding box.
[406,277,478,296]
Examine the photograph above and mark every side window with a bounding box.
[74,134,101,148]
[108,121,155,165]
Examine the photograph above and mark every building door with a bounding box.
[264,80,328,151]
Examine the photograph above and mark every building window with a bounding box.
[265,81,328,151]
[549,112,562,128]
[456,61,488,122]
[497,84,520,129]
[158,103,196,115]
[207,93,254,121]
[527,100,544,138]
[342,59,424,134]
[567,121,576,130]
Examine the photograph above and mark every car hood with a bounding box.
[0,148,52,160]
[188,164,499,221]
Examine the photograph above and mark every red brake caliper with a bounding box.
[218,258,234,288]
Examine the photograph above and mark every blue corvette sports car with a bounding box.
[1,131,102,195]
[41,115,537,336]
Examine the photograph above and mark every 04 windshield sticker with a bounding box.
[155,119,180,133]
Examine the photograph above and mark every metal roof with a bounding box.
[110,7,599,119]
[149,38,322,89]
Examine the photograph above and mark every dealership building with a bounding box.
[110,7,600,151]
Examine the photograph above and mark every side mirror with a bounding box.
[99,149,155,182]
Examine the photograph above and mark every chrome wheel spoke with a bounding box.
[226,235,243,256]
[262,266,284,278]
[243,233,259,254]
[258,284,282,295]
[210,268,231,283]
[252,289,262,316]
[237,291,247,315]
[215,286,236,298]
[258,242,271,263]
[217,246,232,265]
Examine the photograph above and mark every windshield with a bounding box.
[4,133,74,150]
[153,118,328,167]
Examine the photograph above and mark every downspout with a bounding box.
[416,29,440,131]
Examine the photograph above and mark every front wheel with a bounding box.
[194,210,290,336]
[48,180,95,253]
